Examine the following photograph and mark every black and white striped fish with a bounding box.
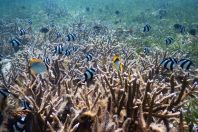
[173,24,185,34]
[85,53,93,62]
[179,26,185,34]
[10,38,22,49]
[56,32,61,38]
[64,49,71,56]
[143,24,151,32]
[19,29,27,36]
[52,32,61,39]
[27,19,32,25]
[165,37,174,45]
[65,34,77,41]
[178,59,193,70]
[160,58,177,70]
[193,126,198,132]
[83,68,96,82]
[19,99,33,110]
[43,57,50,65]
[54,44,64,55]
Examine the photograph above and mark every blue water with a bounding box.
[1,0,197,25]
[0,0,198,64]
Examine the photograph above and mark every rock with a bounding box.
[0,59,12,81]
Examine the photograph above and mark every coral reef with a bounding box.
[0,20,197,132]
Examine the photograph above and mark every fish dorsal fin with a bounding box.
[29,58,43,65]
[113,54,120,63]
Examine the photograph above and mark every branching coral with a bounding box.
[0,20,197,132]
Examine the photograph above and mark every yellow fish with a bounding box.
[113,54,123,72]
[29,58,47,75]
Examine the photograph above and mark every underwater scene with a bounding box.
[0,0,198,131]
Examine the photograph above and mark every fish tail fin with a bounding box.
[120,63,124,72]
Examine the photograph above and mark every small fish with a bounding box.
[28,19,32,25]
[19,99,33,110]
[143,47,151,55]
[143,24,151,32]
[71,46,78,52]
[8,113,30,132]
[179,26,185,33]
[115,10,120,15]
[189,29,196,36]
[67,46,78,53]
[86,7,90,12]
[83,68,96,82]
[165,37,174,45]
[29,58,47,75]
[65,34,77,41]
[160,58,177,70]
[40,27,49,33]
[173,24,182,29]
[173,24,185,33]
[113,54,123,72]
[0,88,10,101]
[114,19,121,25]
[20,6,26,10]
[64,49,71,56]
[19,29,27,36]
[54,44,64,55]
[43,57,50,65]
[193,126,198,132]
[93,25,102,32]
[10,38,22,49]
[178,59,193,70]
[85,53,93,62]
[55,32,61,38]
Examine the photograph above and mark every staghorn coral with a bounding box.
[0,20,197,132]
